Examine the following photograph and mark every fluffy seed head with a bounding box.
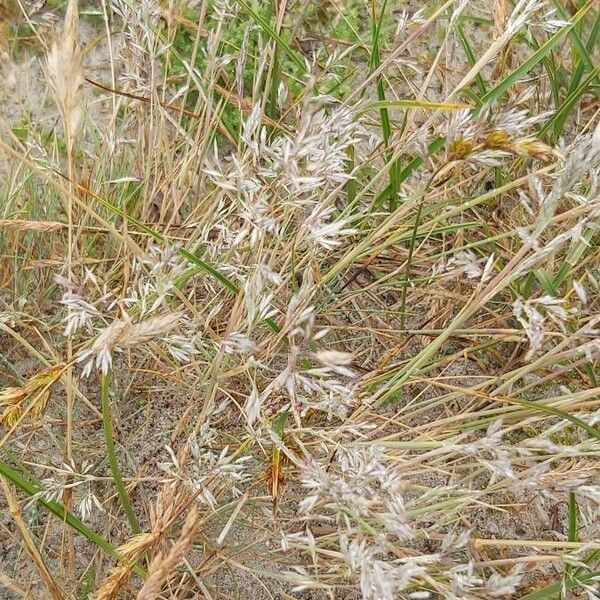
[46,0,84,140]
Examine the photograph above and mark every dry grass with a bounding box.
[1,0,600,598]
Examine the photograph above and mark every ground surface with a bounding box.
[1,1,600,599]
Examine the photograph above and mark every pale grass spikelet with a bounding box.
[340,536,431,600]
[244,383,261,427]
[513,294,575,356]
[135,507,199,600]
[484,567,524,597]
[91,529,157,599]
[458,419,516,480]
[312,350,355,378]
[300,445,413,540]
[164,334,198,363]
[261,99,360,194]
[137,244,188,314]
[573,279,588,305]
[77,313,182,377]
[441,528,472,553]
[118,312,181,344]
[507,0,549,35]
[91,566,132,600]
[221,332,258,354]
[77,486,104,523]
[161,436,253,508]
[302,204,357,250]
[46,0,84,139]
[28,459,103,523]
[110,0,161,93]
[0,219,65,232]
[447,250,495,282]
[235,24,251,98]
[0,364,64,426]
[0,386,27,406]
[60,292,102,337]
[539,131,600,225]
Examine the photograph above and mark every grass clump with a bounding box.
[1,1,600,599]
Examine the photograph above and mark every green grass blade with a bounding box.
[358,99,470,113]
[369,0,400,211]
[551,0,599,81]
[71,179,240,295]
[400,199,425,329]
[520,569,600,599]
[77,180,280,332]
[372,137,446,207]
[101,373,141,534]
[455,22,488,96]
[477,3,592,108]
[500,397,600,443]
[0,458,144,576]
[564,491,578,582]
[540,67,600,140]
[232,0,304,70]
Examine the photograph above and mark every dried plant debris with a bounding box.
[1,0,600,599]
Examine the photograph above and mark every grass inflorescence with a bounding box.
[1,0,600,598]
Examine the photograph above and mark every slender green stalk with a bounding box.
[0,457,144,576]
[369,0,400,212]
[101,373,140,534]
[400,171,437,328]
[477,3,592,108]
[564,491,578,585]
[400,199,424,329]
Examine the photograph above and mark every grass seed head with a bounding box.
[46,0,83,141]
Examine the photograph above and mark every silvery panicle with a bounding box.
[60,291,102,337]
[513,294,575,356]
[233,191,281,249]
[533,125,600,231]
[301,204,357,250]
[161,437,253,508]
[77,485,104,523]
[205,94,363,250]
[299,446,413,540]
[46,0,83,141]
[451,421,516,482]
[110,0,161,92]
[445,251,495,282]
[29,459,102,523]
[340,536,431,600]
[76,312,183,377]
[220,332,258,355]
[447,563,524,599]
[241,268,278,328]
[250,271,357,419]
[257,100,360,196]
[215,266,280,359]
[124,243,189,316]
[519,2,570,36]
[163,333,199,364]
[55,272,110,338]
[506,0,553,36]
